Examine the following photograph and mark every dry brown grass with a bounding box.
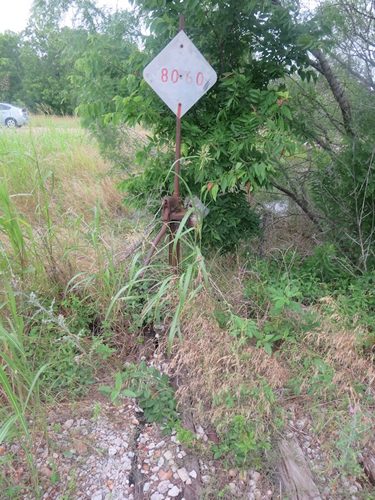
[170,291,289,437]
[0,120,147,293]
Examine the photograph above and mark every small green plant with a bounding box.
[334,411,368,477]
[92,402,102,420]
[212,415,269,467]
[174,423,198,448]
[100,362,178,424]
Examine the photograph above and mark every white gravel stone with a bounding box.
[63,419,74,429]
[150,493,163,500]
[158,480,171,494]
[189,470,197,479]
[251,471,261,482]
[168,485,181,497]
[164,450,173,461]
[108,447,117,456]
[91,491,103,500]
[143,482,151,493]
[177,467,190,483]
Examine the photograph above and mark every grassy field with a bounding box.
[1,116,374,498]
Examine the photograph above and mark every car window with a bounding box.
[0,104,11,110]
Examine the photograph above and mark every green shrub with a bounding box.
[212,415,269,467]
[202,193,260,253]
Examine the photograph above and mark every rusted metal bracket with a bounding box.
[144,194,190,268]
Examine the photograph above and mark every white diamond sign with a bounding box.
[143,30,217,117]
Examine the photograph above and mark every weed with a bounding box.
[92,402,102,421]
[100,362,177,424]
[212,415,269,467]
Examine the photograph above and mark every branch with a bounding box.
[270,180,323,230]
[310,49,355,137]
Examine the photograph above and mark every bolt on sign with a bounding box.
[143,30,217,117]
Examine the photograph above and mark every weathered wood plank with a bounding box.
[278,437,321,500]
[361,450,375,485]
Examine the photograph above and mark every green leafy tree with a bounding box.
[0,32,24,103]
[270,0,375,270]
[77,0,313,251]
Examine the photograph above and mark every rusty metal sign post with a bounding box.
[143,15,217,269]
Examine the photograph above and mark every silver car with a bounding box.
[0,103,28,127]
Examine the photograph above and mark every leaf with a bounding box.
[211,184,219,201]
[122,389,137,398]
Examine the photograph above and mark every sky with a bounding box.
[0,0,131,33]
[0,0,319,34]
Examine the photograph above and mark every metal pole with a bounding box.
[173,14,184,198]
[169,14,185,270]
[174,102,182,198]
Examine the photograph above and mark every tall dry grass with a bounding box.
[0,118,139,290]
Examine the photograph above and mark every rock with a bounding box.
[108,447,117,457]
[150,493,163,500]
[158,480,171,494]
[91,491,103,500]
[40,466,52,478]
[63,419,74,429]
[73,439,88,455]
[168,485,181,497]
[159,469,173,481]
[254,489,261,500]
[251,471,261,482]
[158,457,165,467]
[296,418,306,429]
[202,475,210,484]
[177,467,190,482]
[143,483,151,493]
[229,483,238,496]
[123,458,132,471]
[164,450,173,461]
[228,469,237,479]
[189,470,197,479]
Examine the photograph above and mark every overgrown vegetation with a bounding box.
[1,0,375,497]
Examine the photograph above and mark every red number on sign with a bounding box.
[161,68,168,82]
[161,69,205,85]
[171,69,179,83]
[196,72,204,86]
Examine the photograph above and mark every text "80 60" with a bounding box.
[161,68,204,86]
